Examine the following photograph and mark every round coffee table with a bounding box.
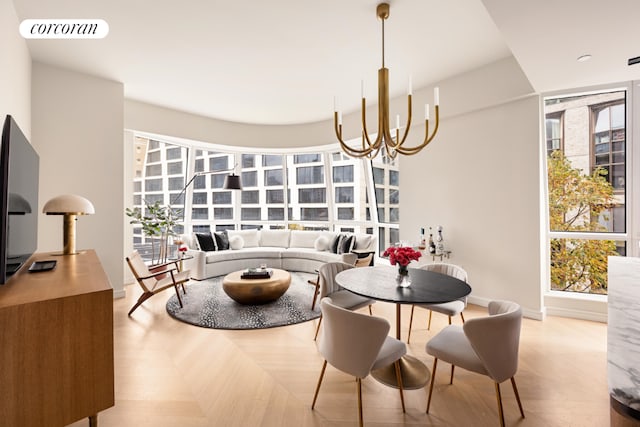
[222,268,291,305]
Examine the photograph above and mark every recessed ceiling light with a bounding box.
[577,54,592,62]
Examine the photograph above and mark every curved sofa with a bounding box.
[180,229,377,280]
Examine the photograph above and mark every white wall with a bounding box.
[400,58,544,319]
[0,0,31,136]
[32,63,125,296]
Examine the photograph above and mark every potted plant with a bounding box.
[126,200,180,265]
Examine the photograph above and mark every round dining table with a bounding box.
[335,265,472,390]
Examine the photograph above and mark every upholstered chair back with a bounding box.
[318,262,354,299]
[317,297,390,379]
[462,300,522,383]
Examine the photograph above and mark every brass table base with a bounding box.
[371,354,430,390]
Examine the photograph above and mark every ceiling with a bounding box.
[12,0,640,126]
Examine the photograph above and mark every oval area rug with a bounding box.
[166,271,320,330]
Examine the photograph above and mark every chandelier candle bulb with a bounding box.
[396,114,400,130]
[425,104,430,121]
[434,87,440,105]
[409,75,412,95]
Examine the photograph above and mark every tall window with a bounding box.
[130,139,397,257]
[544,90,627,294]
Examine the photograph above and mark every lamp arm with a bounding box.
[170,165,238,206]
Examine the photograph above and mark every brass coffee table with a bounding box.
[222,268,291,305]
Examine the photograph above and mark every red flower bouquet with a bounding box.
[383,246,422,268]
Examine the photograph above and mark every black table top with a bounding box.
[335,265,471,304]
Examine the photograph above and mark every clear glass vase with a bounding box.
[396,265,411,287]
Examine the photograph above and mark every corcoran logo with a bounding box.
[20,19,109,39]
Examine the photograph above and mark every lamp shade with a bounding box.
[223,174,243,190]
[43,194,95,215]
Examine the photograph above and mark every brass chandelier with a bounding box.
[334,3,440,159]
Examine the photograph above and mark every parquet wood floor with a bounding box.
[69,283,609,426]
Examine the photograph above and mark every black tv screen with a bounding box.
[0,115,39,284]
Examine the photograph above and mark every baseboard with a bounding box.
[113,288,126,299]
[545,306,607,323]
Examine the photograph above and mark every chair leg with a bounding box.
[308,277,319,310]
[368,305,372,315]
[407,305,415,344]
[128,292,154,316]
[448,316,452,325]
[173,283,184,308]
[357,377,364,427]
[460,312,465,323]
[495,381,505,427]
[314,315,323,341]
[450,365,455,385]
[511,377,525,418]
[426,358,438,414]
[393,360,406,413]
[427,310,433,331]
[311,360,327,409]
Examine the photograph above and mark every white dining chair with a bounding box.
[407,262,468,343]
[313,262,375,340]
[425,300,525,427]
[312,297,406,427]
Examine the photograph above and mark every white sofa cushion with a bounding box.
[260,229,290,248]
[227,229,259,248]
[206,247,283,262]
[290,230,321,248]
[314,236,330,251]
[354,233,374,250]
[229,235,244,250]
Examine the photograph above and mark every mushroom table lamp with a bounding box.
[43,194,95,255]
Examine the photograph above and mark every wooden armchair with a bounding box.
[126,250,190,316]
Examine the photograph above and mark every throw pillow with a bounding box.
[314,236,329,251]
[229,235,244,250]
[331,234,344,254]
[213,231,229,251]
[194,232,216,252]
[338,234,355,254]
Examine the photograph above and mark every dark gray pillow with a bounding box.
[331,234,344,254]
[194,232,216,252]
[338,234,355,254]
[213,231,229,251]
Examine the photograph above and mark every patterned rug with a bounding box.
[166,271,320,330]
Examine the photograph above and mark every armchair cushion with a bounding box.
[426,325,487,376]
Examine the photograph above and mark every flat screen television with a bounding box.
[0,115,39,284]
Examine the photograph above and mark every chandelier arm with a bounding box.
[335,109,381,158]
[397,94,413,148]
[361,97,378,151]
[395,106,440,154]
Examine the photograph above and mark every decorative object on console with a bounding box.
[43,194,95,255]
[435,225,445,255]
[418,227,427,250]
[333,2,440,160]
[428,227,436,254]
[383,245,422,287]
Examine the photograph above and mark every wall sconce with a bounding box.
[43,194,95,255]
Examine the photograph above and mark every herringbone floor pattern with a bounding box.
[69,282,609,426]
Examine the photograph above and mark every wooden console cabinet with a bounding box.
[0,250,114,426]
